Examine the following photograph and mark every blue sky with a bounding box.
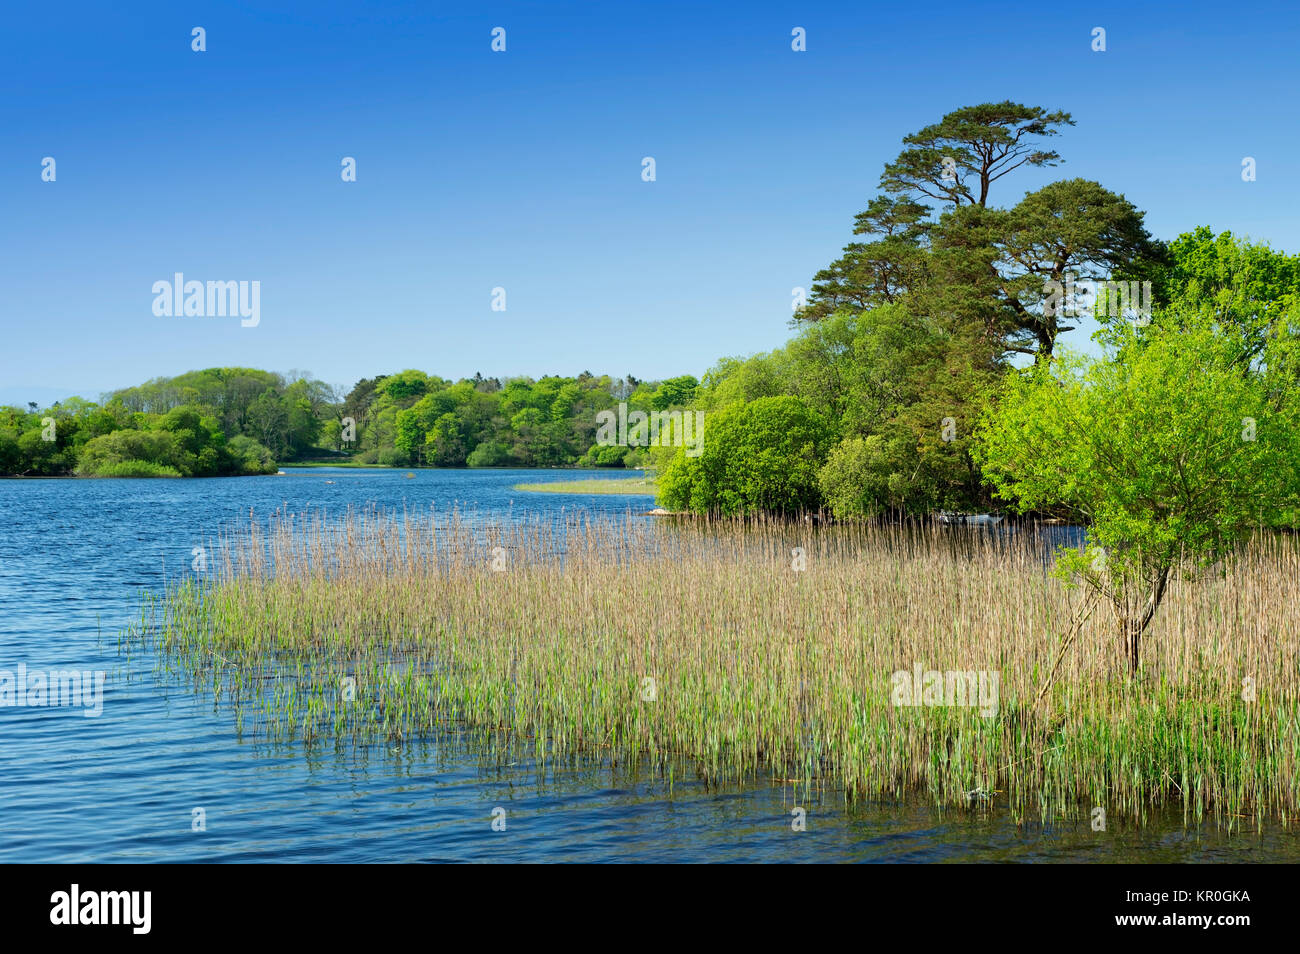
[3,0,1298,405]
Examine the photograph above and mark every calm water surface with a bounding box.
[0,468,1294,862]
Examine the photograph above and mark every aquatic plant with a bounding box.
[127,506,1300,827]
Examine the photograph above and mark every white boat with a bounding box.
[937,511,1004,526]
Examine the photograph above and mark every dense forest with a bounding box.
[0,367,700,477]
[653,102,1300,520]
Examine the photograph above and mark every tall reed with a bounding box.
[127,505,1300,827]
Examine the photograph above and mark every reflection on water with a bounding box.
[0,468,1290,861]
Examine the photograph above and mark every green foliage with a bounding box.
[817,437,883,517]
[78,430,186,476]
[691,302,997,516]
[975,313,1300,667]
[87,460,184,478]
[799,197,932,322]
[578,443,631,467]
[225,435,278,475]
[0,367,691,477]
[879,101,1073,208]
[1124,226,1300,360]
[108,368,329,461]
[350,371,649,469]
[380,369,435,402]
[657,396,834,515]
[650,375,699,410]
[983,179,1159,356]
[70,417,272,477]
[674,102,1168,517]
[0,429,21,473]
[466,441,515,468]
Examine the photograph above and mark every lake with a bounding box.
[0,467,1293,862]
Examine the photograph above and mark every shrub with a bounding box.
[975,313,1300,672]
[466,441,515,468]
[578,443,629,467]
[77,429,186,476]
[657,396,834,515]
[86,460,183,478]
[818,436,886,518]
[225,435,278,475]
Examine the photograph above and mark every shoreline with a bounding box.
[514,477,657,496]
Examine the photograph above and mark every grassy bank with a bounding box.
[282,460,390,468]
[128,510,1300,827]
[514,477,657,495]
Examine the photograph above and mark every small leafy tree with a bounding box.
[658,396,833,516]
[975,313,1300,674]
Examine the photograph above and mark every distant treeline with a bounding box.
[0,367,699,477]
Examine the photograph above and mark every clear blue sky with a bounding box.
[3,0,1298,405]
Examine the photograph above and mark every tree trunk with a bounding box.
[1116,566,1171,677]
[1122,617,1143,676]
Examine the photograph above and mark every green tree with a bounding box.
[426,412,466,466]
[650,375,700,411]
[985,179,1159,357]
[225,435,278,475]
[393,406,426,465]
[880,101,1073,208]
[77,429,186,476]
[380,370,432,402]
[798,197,932,323]
[246,389,290,458]
[1133,227,1300,360]
[466,440,514,467]
[974,314,1300,674]
[658,396,834,515]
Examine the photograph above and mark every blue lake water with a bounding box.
[0,468,1294,862]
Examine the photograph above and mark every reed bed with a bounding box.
[126,505,1300,827]
[514,478,657,495]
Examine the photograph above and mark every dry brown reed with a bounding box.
[129,505,1300,827]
